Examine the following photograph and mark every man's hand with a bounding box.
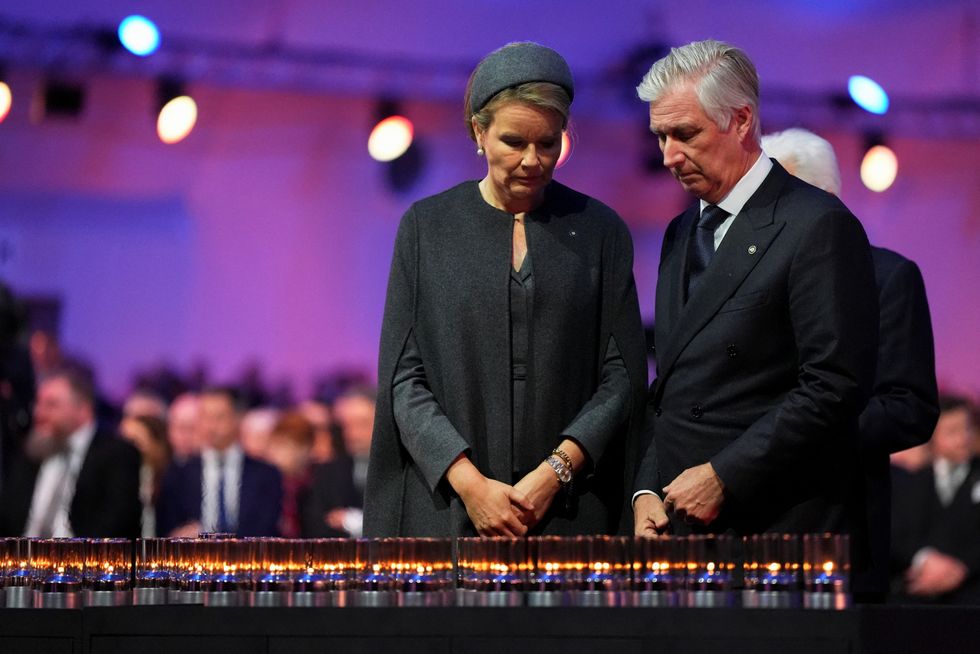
[513,463,561,530]
[906,550,968,597]
[169,521,203,538]
[634,493,670,536]
[662,462,724,526]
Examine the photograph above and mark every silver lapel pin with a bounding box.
[747,245,758,255]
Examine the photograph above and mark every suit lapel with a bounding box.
[654,164,790,396]
[655,206,697,352]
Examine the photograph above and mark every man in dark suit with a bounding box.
[156,386,281,537]
[760,127,940,601]
[632,41,878,551]
[0,367,141,537]
[891,396,980,605]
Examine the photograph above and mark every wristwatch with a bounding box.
[545,454,573,487]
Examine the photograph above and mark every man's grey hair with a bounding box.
[637,39,761,141]
[761,128,841,196]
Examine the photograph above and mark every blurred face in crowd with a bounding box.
[33,376,92,442]
[649,82,755,204]
[931,407,977,466]
[123,391,167,420]
[334,394,375,458]
[168,394,201,460]
[267,431,312,479]
[199,393,240,452]
[240,408,278,461]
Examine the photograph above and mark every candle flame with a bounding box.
[822,561,834,574]
[706,562,716,573]
[767,563,781,573]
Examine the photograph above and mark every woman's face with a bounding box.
[475,101,563,211]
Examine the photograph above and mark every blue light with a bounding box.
[848,75,889,115]
[118,15,160,57]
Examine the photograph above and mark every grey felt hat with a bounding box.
[468,42,575,113]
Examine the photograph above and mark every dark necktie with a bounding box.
[686,204,730,300]
[216,455,230,533]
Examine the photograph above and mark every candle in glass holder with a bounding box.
[249,538,295,607]
[33,538,85,608]
[134,538,170,605]
[634,536,682,607]
[803,533,850,610]
[476,537,526,607]
[354,538,397,607]
[85,538,132,606]
[2,538,34,608]
[398,538,453,607]
[527,536,571,607]
[744,534,802,609]
[685,535,735,608]
[204,537,246,607]
[574,535,631,607]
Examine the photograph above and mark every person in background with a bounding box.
[265,412,316,538]
[891,395,980,604]
[122,387,168,421]
[168,392,202,464]
[298,398,344,464]
[119,414,171,537]
[760,126,939,602]
[240,406,280,462]
[156,386,282,537]
[0,367,141,537]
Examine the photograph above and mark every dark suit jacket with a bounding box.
[890,459,980,604]
[854,248,939,596]
[0,428,142,537]
[155,452,283,537]
[303,457,362,537]
[636,161,878,543]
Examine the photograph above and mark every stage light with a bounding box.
[860,144,898,192]
[369,115,414,162]
[0,82,10,124]
[157,80,196,144]
[556,131,573,169]
[848,75,889,115]
[118,16,161,57]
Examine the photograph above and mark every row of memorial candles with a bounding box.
[1,534,849,609]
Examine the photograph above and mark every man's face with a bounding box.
[334,395,375,458]
[33,377,88,441]
[649,83,752,204]
[199,394,240,452]
[932,407,976,466]
[168,395,201,459]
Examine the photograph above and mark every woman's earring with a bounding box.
[476,147,485,156]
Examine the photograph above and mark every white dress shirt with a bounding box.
[23,422,96,537]
[200,444,243,532]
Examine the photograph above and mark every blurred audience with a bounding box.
[0,282,35,491]
[168,392,202,463]
[0,367,141,537]
[891,395,980,604]
[156,386,282,537]
[265,412,316,537]
[298,398,344,464]
[119,414,171,537]
[240,406,280,462]
[320,385,376,537]
[122,387,168,421]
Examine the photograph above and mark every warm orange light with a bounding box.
[767,563,781,573]
[0,81,13,123]
[368,115,414,162]
[822,561,835,574]
[860,145,898,192]
[157,95,198,144]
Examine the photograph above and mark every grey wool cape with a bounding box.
[363,180,648,537]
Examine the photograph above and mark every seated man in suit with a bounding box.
[0,367,141,537]
[156,386,282,537]
[632,41,879,562]
[891,395,980,604]
[760,127,939,602]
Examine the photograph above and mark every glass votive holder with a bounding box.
[134,538,170,605]
[574,535,632,607]
[308,538,356,607]
[33,538,85,608]
[397,538,453,607]
[803,533,850,610]
[85,538,132,606]
[455,537,479,607]
[634,536,683,607]
[174,538,208,604]
[204,537,247,607]
[2,538,34,608]
[527,536,571,607]
[354,538,397,607]
[249,538,295,607]
[743,534,802,609]
[476,537,527,607]
[685,535,735,608]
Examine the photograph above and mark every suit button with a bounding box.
[691,405,704,419]
[727,344,738,358]
[649,345,656,354]
[655,407,663,417]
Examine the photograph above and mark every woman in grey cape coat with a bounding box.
[364,42,647,538]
